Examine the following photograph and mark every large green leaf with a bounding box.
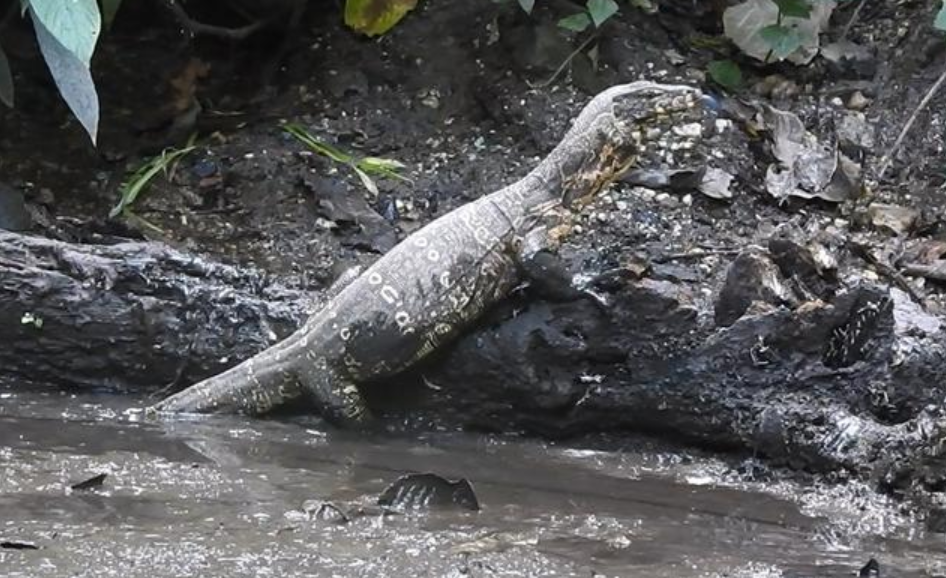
[936,0,946,31]
[759,23,803,59]
[707,59,743,91]
[344,0,419,37]
[723,0,835,65]
[772,0,811,19]
[30,9,99,143]
[28,0,101,65]
[558,12,591,32]
[0,44,13,107]
[586,0,618,27]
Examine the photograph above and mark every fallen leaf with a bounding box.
[723,0,835,65]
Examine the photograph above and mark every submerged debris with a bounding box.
[378,473,480,511]
[70,473,107,491]
[0,540,39,550]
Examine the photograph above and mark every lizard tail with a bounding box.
[147,339,303,416]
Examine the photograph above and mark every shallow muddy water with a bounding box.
[1,384,943,578]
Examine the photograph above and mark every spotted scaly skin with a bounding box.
[148,81,706,426]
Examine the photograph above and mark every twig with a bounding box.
[161,0,267,40]
[838,0,868,42]
[848,241,926,305]
[876,61,946,180]
[527,33,598,90]
[652,248,740,263]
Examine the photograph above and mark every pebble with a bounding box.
[682,194,693,206]
[847,90,870,111]
[672,123,703,138]
[655,193,676,207]
[615,200,628,211]
[714,119,733,133]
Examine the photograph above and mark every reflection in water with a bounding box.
[0,385,943,577]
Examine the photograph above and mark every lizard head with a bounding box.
[557,80,707,208]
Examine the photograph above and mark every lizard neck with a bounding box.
[518,117,637,213]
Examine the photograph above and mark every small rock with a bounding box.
[867,203,919,236]
[847,90,870,111]
[714,119,733,133]
[698,167,734,200]
[672,123,702,138]
[714,250,794,327]
[682,194,693,206]
[419,88,441,109]
[753,75,799,100]
[837,112,874,151]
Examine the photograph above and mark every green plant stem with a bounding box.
[527,32,598,89]
[763,9,783,64]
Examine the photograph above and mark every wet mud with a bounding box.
[2,385,944,578]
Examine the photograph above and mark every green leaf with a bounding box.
[110,146,195,218]
[30,10,99,143]
[558,12,591,32]
[517,0,535,13]
[773,0,811,19]
[586,0,618,27]
[707,59,743,91]
[344,0,418,37]
[100,0,122,29]
[0,44,13,107]
[282,124,353,164]
[936,0,946,31]
[359,156,406,173]
[759,23,803,60]
[28,0,101,65]
[359,157,411,183]
[352,166,379,196]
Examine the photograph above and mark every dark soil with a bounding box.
[1,1,944,283]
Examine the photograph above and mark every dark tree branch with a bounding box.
[160,0,269,40]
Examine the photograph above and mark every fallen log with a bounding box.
[0,230,312,392]
[2,227,945,493]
